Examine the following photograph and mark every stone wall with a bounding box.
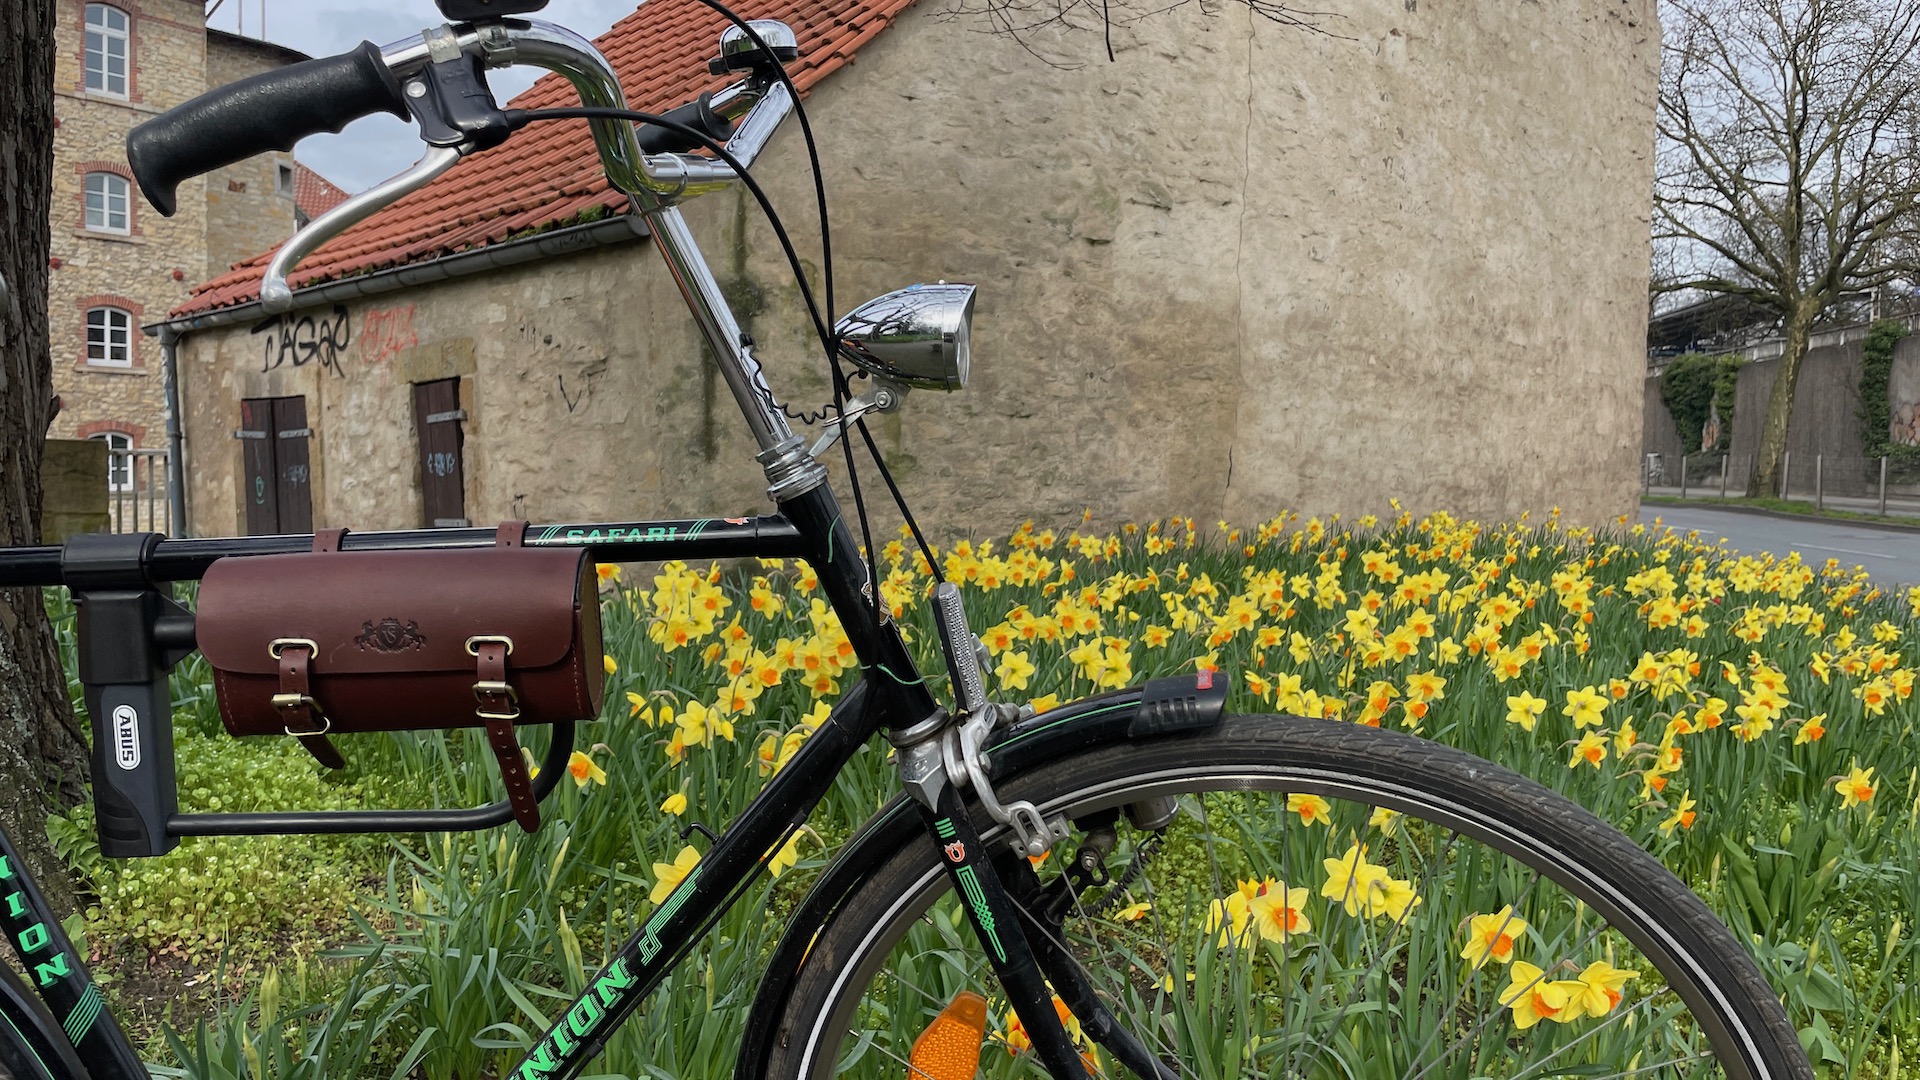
[1890,335,1920,448]
[203,33,303,277]
[49,0,210,462]
[42,440,110,544]
[175,0,1660,537]
[47,1,304,509]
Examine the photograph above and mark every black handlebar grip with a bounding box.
[126,41,409,217]
[634,93,736,155]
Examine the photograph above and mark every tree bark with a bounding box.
[1,0,90,912]
[1746,308,1813,499]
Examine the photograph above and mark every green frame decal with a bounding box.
[955,867,1006,962]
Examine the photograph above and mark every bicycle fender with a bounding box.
[733,672,1226,1079]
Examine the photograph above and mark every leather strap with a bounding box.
[474,638,539,831]
[281,522,346,769]
[495,520,528,548]
[274,644,346,769]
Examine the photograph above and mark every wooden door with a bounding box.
[271,397,313,534]
[412,378,467,527]
[237,398,277,535]
[237,396,313,535]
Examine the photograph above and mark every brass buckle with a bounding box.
[473,680,521,722]
[465,635,515,656]
[271,693,332,737]
[269,638,319,659]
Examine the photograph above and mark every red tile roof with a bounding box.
[291,162,351,222]
[174,0,917,317]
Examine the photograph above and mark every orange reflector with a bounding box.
[908,990,988,1080]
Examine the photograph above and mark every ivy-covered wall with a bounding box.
[1644,320,1920,491]
[1859,321,1916,463]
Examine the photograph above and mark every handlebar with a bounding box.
[126,41,410,217]
[127,17,798,313]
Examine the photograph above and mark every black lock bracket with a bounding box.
[63,532,192,859]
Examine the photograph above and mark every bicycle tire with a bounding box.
[762,714,1811,1079]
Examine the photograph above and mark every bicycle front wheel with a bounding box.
[763,714,1810,1079]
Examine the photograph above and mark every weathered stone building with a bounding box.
[46,0,344,517]
[163,0,1660,538]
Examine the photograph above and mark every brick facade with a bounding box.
[47,0,306,464]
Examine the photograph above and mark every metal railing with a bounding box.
[1643,451,1920,518]
[108,448,174,535]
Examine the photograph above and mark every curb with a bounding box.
[1640,498,1920,535]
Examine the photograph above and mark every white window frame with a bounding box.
[84,172,131,234]
[91,432,134,493]
[86,306,134,368]
[84,4,130,98]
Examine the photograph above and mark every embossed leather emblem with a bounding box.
[356,617,426,652]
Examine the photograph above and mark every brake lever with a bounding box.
[259,145,461,313]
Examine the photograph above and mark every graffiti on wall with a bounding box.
[1894,400,1920,447]
[361,304,419,365]
[252,305,351,377]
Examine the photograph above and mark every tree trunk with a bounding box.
[1745,310,1814,499]
[1,0,90,912]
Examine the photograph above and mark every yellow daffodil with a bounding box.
[996,650,1037,691]
[1461,906,1527,968]
[1320,843,1419,921]
[1505,691,1546,732]
[650,845,701,904]
[1835,762,1876,809]
[1206,891,1253,945]
[1660,791,1697,834]
[1499,962,1569,1029]
[1287,792,1332,825]
[1563,687,1607,729]
[767,833,803,877]
[1247,884,1313,943]
[567,750,607,789]
[1565,961,1638,1017]
[1568,732,1607,769]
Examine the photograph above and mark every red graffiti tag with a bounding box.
[361,304,419,365]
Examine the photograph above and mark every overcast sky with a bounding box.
[204,1,643,191]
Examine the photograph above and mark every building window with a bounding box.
[90,432,134,492]
[277,164,295,196]
[84,5,130,98]
[84,172,130,233]
[86,306,133,367]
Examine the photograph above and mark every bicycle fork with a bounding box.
[892,584,1176,1080]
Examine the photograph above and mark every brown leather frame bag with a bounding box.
[194,522,605,831]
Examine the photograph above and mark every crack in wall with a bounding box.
[1230,2,1255,519]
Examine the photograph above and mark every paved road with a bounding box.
[1639,504,1920,589]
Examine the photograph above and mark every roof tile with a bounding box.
[175,0,918,317]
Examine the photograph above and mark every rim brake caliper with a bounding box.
[928,582,1067,857]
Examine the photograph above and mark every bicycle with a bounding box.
[0,2,1814,1077]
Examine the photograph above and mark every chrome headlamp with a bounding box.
[833,283,976,391]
